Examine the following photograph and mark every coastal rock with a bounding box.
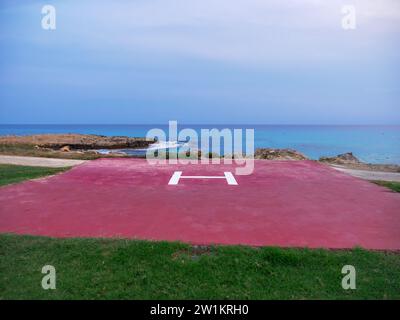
[0,134,154,150]
[319,152,400,172]
[60,145,70,152]
[254,148,308,160]
[319,152,361,165]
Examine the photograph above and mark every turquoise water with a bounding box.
[0,125,399,164]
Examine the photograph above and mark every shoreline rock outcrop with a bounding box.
[254,148,308,160]
[319,152,361,165]
[0,134,154,150]
[319,152,400,173]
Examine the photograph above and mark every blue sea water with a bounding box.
[0,124,399,164]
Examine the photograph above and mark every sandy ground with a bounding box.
[330,164,400,182]
[0,155,86,168]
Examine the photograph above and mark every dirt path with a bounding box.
[330,164,400,182]
[0,155,87,168]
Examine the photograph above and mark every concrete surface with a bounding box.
[0,155,86,167]
[0,158,399,249]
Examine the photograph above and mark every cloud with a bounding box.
[0,1,399,124]
[2,0,398,66]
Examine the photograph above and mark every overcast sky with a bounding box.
[0,0,399,124]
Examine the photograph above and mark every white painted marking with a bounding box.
[224,172,238,185]
[181,176,225,179]
[168,171,182,185]
[168,171,238,185]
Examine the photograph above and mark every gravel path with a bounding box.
[0,155,87,168]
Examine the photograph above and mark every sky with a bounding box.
[0,0,399,124]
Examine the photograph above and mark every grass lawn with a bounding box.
[0,234,399,300]
[372,180,400,193]
[0,164,399,299]
[0,164,70,186]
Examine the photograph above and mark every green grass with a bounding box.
[0,234,399,299]
[372,180,400,193]
[0,164,70,186]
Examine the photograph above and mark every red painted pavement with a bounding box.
[0,158,399,249]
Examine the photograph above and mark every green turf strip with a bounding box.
[0,234,399,299]
[0,164,69,186]
[372,180,400,193]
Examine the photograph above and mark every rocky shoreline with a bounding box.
[254,148,308,160]
[319,152,400,173]
[0,133,155,160]
[0,133,154,150]
[0,134,154,159]
[0,134,399,172]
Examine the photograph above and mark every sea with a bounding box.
[0,124,399,164]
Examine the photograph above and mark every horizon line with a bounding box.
[0,123,399,127]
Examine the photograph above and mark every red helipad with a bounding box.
[1,158,399,249]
